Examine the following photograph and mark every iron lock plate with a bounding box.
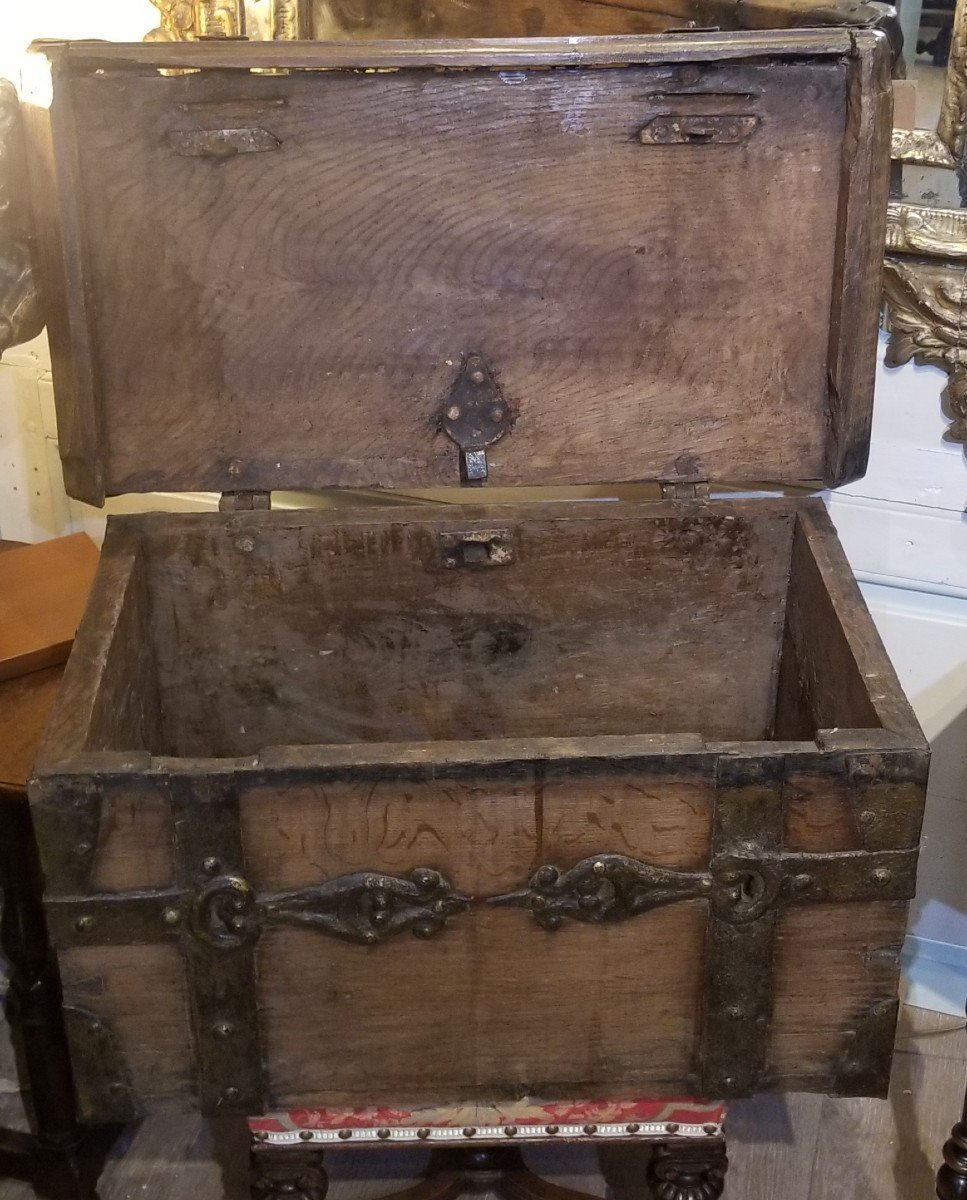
[439,354,514,483]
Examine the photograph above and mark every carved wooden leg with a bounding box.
[647,1141,727,1200]
[0,797,95,1200]
[597,1143,656,1200]
[251,1144,328,1200]
[937,1086,967,1199]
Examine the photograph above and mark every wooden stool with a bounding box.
[249,1097,728,1200]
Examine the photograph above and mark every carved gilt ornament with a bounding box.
[885,0,967,456]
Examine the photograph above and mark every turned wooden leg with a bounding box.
[647,1141,727,1200]
[937,997,967,1200]
[937,1099,967,1199]
[597,1144,656,1200]
[251,1144,328,1200]
[0,798,95,1200]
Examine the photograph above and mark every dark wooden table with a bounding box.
[0,539,100,1198]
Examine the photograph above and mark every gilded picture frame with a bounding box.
[885,0,967,451]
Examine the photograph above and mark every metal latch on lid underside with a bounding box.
[439,354,513,483]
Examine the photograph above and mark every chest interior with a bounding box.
[81,497,873,761]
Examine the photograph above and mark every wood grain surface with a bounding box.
[23,33,888,502]
[259,903,708,1106]
[768,902,909,1086]
[57,943,194,1105]
[0,665,63,791]
[140,502,795,755]
[0,533,98,681]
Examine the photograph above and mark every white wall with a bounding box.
[826,337,967,1015]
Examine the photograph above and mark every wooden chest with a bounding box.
[21,30,928,1124]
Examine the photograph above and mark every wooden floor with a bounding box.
[0,1005,960,1199]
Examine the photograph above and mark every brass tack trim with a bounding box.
[626,1123,640,1134]
[584,1124,598,1135]
[665,1122,679,1134]
[546,1125,559,1135]
[416,1129,429,1141]
[703,1124,719,1136]
[504,1126,518,1137]
[377,1129,391,1140]
[463,1127,476,1138]
[299,1130,313,1141]
[338,1129,353,1140]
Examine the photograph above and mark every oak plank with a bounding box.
[55,31,857,70]
[141,503,795,755]
[259,903,708,1106]
[823,31,893,486]
[25,38,874,497]
[0,534,98,682]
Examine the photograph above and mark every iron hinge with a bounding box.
[219,490,271,512]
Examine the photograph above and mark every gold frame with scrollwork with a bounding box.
[884,0,967,451]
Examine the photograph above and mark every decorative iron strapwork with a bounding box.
[192,868,471,949]
[47,849,917,953]
[488,853,780,929]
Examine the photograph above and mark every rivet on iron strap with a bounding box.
[700,755,784,1098]
[167,775,265,1116]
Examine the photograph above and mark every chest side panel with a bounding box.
[25,38,885,500]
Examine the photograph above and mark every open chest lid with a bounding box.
[22,31,891,506]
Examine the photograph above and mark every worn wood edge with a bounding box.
[21,45,105,506]
[823,29,893,488]
[115,495,807,537]
[797,502,927,749]
[30,521,141,772]
[33,731,929,784]
[44,30,858,72]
